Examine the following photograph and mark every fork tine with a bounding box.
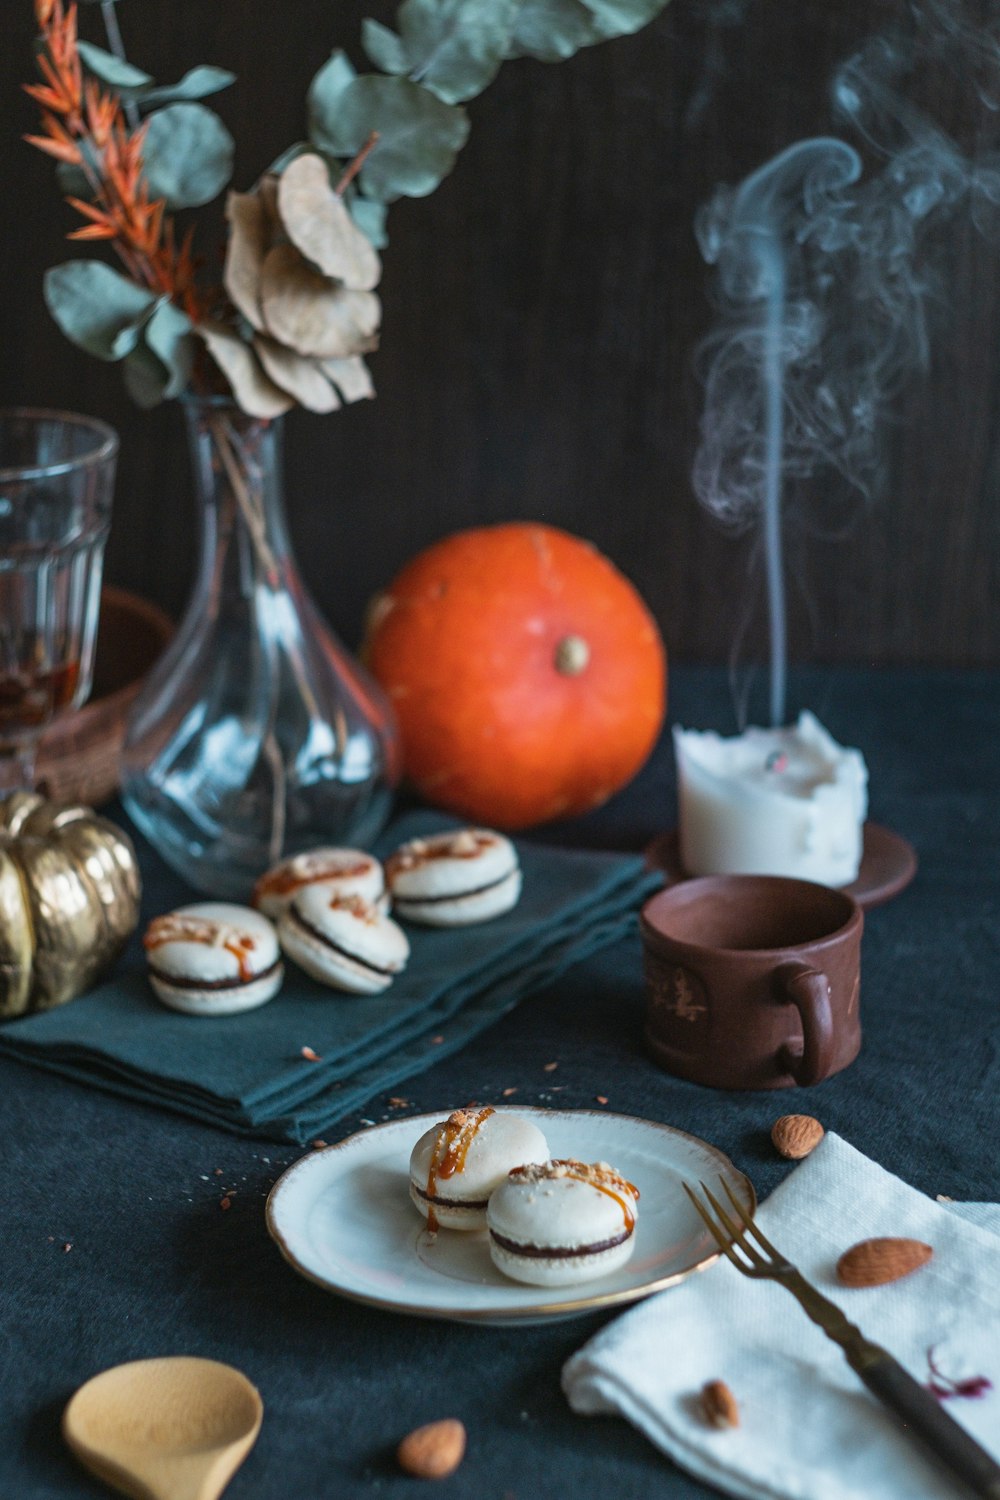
[700,1180,769,1269]
[719,1175,783,1260]
[682,1181,748,1271]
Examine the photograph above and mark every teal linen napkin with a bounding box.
[0,811,659,1143]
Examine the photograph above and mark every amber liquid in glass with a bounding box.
[0,658,80,744]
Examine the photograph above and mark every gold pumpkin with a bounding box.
[0,792,141,1018]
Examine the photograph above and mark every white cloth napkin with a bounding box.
[563,1134,1000,1500]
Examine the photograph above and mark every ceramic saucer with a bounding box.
[644,822,917,911]
[266,1107,753,1325]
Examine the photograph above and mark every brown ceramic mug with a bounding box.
[641,876,863,1090]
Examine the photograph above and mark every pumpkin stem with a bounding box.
[554,635,590,676]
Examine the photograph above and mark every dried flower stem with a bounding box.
[99,0,140,130]
[24,0,205,318]
[205,411,288,860]
[336,132,380,196]
[206,413,278,580]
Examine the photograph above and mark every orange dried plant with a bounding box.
[24,0,207,322]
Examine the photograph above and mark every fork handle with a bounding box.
[850,1346,1000,1498]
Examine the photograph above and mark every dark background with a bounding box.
[3,0,999,674]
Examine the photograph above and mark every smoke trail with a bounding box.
[692,2,999,726]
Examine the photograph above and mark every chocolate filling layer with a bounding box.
[288,908,396,976]
[395,868,517,906]
[489,1227,632,1259]
[149,957,281,991]
[410,1181,490,1211]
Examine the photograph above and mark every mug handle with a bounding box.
[773,962,834,1086]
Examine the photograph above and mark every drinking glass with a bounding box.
[0,409,118,792]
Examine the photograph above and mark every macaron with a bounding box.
[252,847,384,919]
[278,888,409,994]
[386,829,522,926]
[408,1107,549,1231]
[486,1159,640,1286]
[143,902,283,1016]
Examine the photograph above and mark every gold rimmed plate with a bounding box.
[266,1107,754,1325]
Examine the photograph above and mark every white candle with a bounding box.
[673,711,868,886]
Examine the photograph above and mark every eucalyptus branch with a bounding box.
[27,0,669,416]
[100,0,140,130]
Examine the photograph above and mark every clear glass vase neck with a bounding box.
[182,397,292,582]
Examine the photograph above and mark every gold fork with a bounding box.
[684,1178,1000,1499]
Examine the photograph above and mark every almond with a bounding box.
[701,1379,739,1429]
[397,1419,467,1479]
[836,1237,933,1287]
[771,1114,825,1159]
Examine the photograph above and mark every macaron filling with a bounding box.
[488,1227,632,1259]
[409,1181,490,1212]
[284,904,401,977]
[147,956,282,991]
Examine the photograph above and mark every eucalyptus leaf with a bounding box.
[508,0,598,60]
[197,323,294,419]
[307,51,358,157]
[260,244,380,358]
[581,0,670,38]
[122,344,171,409]
[320,355,375,403]
[267,141,311,177]
[253,337,342,413]
[143,299,195,398]
[55,138,101,201]
[76,39,153,89]
[56,161,92,200]
[509,0,667,58]
[312,75,469,201]
[110,318,147,360]
[395,0,521,104]
[361,18,410,75]
[348,194,389,250]
[224,191,269,331]
[44,261,156,361]
[278,154,381,290]
[131,65,237,109]
[141,103,235,209]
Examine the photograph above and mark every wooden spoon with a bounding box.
[63,1356,263,1500]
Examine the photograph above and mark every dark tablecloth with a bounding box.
[3,667,998,1500]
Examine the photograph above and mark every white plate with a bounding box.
[266,1108,754,1325]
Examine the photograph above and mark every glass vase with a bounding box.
[121,397,400,899]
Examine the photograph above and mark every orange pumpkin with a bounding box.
[363,523,666,829]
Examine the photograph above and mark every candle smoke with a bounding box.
[692,2,1000,727]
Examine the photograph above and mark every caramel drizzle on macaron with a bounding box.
[324,893,381,923]
[424,1106,496,1232]
[510,1158,640,1235]
[143,914,259,984]
[387,831,495,877]
[253,854,375,904]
